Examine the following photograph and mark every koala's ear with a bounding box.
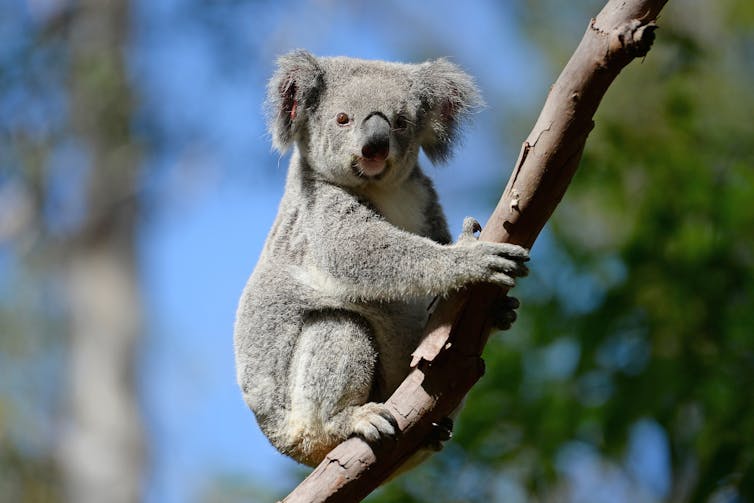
[266,50,325,152]
[413,59,483,163]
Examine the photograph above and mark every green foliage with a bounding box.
[0,442,61,503]
[374,2,754,501]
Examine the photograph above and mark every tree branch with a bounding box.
[283,1,668,501]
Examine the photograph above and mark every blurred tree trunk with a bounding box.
[56,1,145,502]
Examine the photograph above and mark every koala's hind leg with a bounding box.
[285,310,397,466]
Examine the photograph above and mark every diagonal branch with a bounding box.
[283,1,668,501]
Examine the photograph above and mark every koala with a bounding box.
[234,51,529,467]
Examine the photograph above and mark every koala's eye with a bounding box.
[336,113,350,126]
[394,115,408,130]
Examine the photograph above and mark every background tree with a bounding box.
[1,1,143,501]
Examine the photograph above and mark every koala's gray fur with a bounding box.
[234,51,529,467]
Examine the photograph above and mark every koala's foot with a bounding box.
[491,295,520,331]
[285,402,397,466]
[348,402,398,442]
[424,416,454,452]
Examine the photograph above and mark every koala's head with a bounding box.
[266,50,482,188]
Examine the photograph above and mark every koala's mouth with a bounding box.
[352,158,390,180]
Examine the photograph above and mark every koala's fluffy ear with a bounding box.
[413,59,483,163]
[266,50,325,152]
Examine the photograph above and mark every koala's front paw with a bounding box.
[350,402,398,442]
[454,217,530,289]
[491,295,520,331]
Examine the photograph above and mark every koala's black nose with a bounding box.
[361,113,390,161]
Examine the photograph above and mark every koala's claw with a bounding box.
[351,402,398,443]
[490,272,516,288]
[459,217,482,242]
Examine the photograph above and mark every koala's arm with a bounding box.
[418,170,452,245]
[304,184,528,302]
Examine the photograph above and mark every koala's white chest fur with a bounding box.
[358,179,430,235]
